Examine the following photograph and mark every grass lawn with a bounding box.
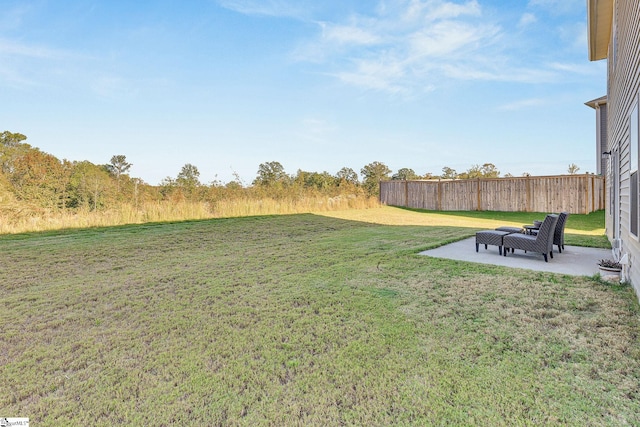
[1,208,638,425]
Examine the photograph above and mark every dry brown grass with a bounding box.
[0,195,380,234]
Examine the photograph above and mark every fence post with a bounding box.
[404,181,409,207]
[526,176,531,212]
[591,175,595,213]
[477,178,482,211]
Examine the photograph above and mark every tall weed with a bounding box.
[0,195,380,234]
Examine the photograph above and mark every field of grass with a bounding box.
[0,196,381,235]
[1,208,638,425]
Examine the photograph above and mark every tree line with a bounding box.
[1,130,580,214]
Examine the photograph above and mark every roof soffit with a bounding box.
[587,0,614,61]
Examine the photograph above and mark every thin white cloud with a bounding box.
[0,38,65,59]
[227,0,591,94]
[496,98,546,111]
[294,1,511,93]
[0,38,82,89]
[322,24,381,45]
[0,63,36,87]
[547,61,595,75]
[217,0,313,19]
[403,0,481,22]
[519,13,537,27]
[331,58,409,94]
[407,20,498,59]
[527,0,583,15]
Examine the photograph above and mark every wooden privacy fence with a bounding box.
[379,174,605,214]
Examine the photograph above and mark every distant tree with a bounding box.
[105,155,132,179]
[0,131,27,147]
[176,163,201,199]
[68,161,114,210]
[441,166,458,180]
[225,180,243,190]
[479,163,500,178]
[336,167,359,185]
[225,171,245,189]
[159,176,177,199]
[458,166,479,180]
[253,161,289,186]
[459,163,500,179]
[392,168,419,180]
[567,163,580,174]
[361,161,391,196]
[294,170,335,191]
[0,131,31,174]
[105,155,132,192]
[421,172,436,180]
[503,172,514,177]
[522,172,531,177]
[9,149,72,209]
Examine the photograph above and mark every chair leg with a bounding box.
[550,251,553,259]
[476,242,479,252]
[499,246,502,256]
[484,244,488,250]
[543,253,548,262]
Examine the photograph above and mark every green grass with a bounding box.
[1,210,639,425]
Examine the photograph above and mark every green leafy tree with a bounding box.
[458,163,500,179]
[336,167,359,185]
[361,161,391,196]
[105,155,132,180]
[160,176,177,200]
[294,170,336,191]
[68,161,114,210]
[480,163,500,178]
[253,161,289,187]
[0,131,31,174]
[441,166,458,180]
[392,168,419,180]
[105,155,133,193]
[176,163,201,199]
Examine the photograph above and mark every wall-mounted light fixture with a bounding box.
[602,150,612,159]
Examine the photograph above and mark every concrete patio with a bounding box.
[419,237,613,277]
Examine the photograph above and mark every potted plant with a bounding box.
[598,259,622,273]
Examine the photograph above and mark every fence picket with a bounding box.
[379,174,605,214]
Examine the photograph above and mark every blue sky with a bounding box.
[1,0,606,185]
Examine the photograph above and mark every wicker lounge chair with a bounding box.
[503,214,559,262]
[553,212,570,253]
[528,211,570,253]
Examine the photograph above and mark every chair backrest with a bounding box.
[554,212,569,244]
[536,214,559,252]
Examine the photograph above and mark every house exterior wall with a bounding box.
[604,0,640,295]
[598,104,608,176]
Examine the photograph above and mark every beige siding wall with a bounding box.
[379,175,604,214]
[607,0,640,296]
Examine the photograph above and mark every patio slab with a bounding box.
[419,237,612,276]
